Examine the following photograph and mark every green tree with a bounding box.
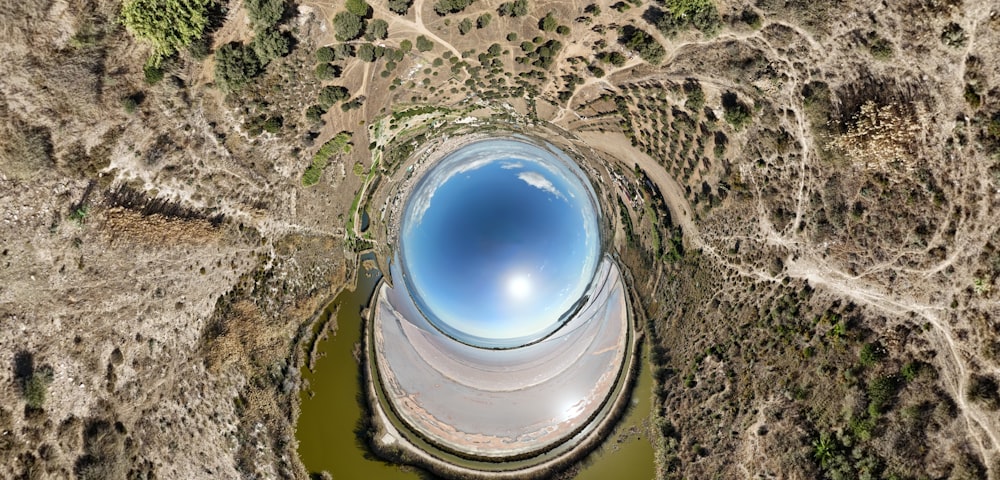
[433,0,474,15]
[305,104,327,123]
[214,42,261,89]
[649,0,721,37]
[867,375,901,416]
[318,85,350,107]
[315,46,335,62]
[346,0,372,17]
[539,12,557,32]
[497,0,527,17]
[314,62,341,79]
[859,341,886,367]
[721,91,752,129]
[333,11,364,41]
[399,39,412,52]
[251,29,289,63]
[477,13,491,28]
[120,0,212,66]
[367,18,388,39]
[245,0,285,30]
[334,43,355,59]
[683,78,704,112]
[387,0,413,14]
[597,50,626,66]
[357,43,376,62]
[556,25,570,35]
[459,18,474,34]
[416,35,434,52]
[619,26,664,64]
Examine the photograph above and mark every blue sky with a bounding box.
[400,138,601,346]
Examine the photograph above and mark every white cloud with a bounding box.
[500,161,524,170]
[518,171,566,200]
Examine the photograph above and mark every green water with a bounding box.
[296,259,420,480]
[575,343,656,480]
[296,257,655,479]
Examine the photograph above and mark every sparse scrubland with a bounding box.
[0,0,999,478]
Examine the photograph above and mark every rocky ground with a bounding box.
[1,0,998,478]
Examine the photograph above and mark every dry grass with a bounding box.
[828,101,928,172]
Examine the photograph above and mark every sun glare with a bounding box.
[506,273,532,300]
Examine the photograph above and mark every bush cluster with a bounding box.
[645,0,721,38]
[214,0,290,89]
[120,0,212,66]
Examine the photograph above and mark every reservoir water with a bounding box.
[295,256,655,479]
[296,257,420,479]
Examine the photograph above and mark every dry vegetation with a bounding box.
[1,0,999,478]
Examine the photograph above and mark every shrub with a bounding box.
[721,91,752,129]
[539,12,557,31]
[314,62,341,79]
[859,341,886,367]
[69,205,89,223]
[941,22,966,48]
[333,11,364,41]
[21,365,53,410]
[318,85,350,107]
[556,25,570,35]
[740,8,761,29]
[868,36,893,59]
[434,0,474,15]
[357,43,376,62]
[302,132,353,186]
[334,43,355,59]
[683,78,704,112]
[346,0,372,16]
[188,36,210,59]
[967,374,1000,410]
[964,84,981,109]
[619,25,664,64]
[315,46,335,62]
[506,32,517,41]
[121,95,139,114]
[305,104,326,123]
[459,18,474,35]
[251,29,290,63]
[367,18,388,39]
[387,0,412,14]
[477,13,491,28]
[497,0,527,17]
[143,64,164,84]
[416,35,434,52]
[399,39,412,52]
[245,0,285,30]
[262,116,282,133]
[647,0,721,37]
[597,50,626,66]
[214,42,262,89]
[867,375,901,416]
[120,0,211,66]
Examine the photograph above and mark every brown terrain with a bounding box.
[1,0,999,478]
